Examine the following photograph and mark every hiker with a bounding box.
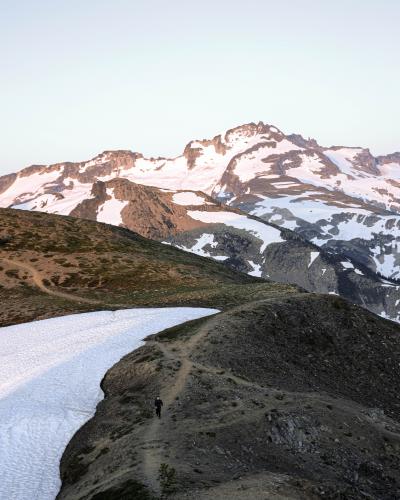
[155,396,163,418]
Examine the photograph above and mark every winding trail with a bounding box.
[2,258,103,306]
[141,314,221,494]
[139,311,363,497]
[139,300,307,494]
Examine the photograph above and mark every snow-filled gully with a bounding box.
[0,308,218,500]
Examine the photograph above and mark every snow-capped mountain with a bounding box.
[1,121,400,320]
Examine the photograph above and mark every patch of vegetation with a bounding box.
[96,447,110,458]
[158,463,177,497]
[80,444,95,455]
[119,395,135,405]
[332,297,350,310]
[54,258,68,264]
[62,455,89,484]
[0,236,11,247]
[90,479,156,500]
[110,425,131,441]
[5,269,19,279]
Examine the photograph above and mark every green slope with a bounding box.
[0,208,299,326]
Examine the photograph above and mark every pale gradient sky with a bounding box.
[1,0,399,175]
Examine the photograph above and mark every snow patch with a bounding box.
[251,195,368,225]
[187,211,284,252]
[0,169,62,208]
[233,140,301,183]
[248,260,262,277]
[341,261,354,270]
[372,252,399,280]
[308,251,320,268]
[97,188,129,226]
[172,192,206,206]
[175,233,227,261]
[324,149,362,177]
[0,308,217,500]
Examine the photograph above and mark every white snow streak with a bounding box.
[187,211,284,252]
[308,252,320,268]
[341,261,354,269]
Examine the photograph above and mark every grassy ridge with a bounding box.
[0,208,299,326]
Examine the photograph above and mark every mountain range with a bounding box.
[2,208,400,499]
[1,121,399,322]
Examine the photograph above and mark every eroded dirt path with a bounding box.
[141,314,221,494]
[2,258,102,305]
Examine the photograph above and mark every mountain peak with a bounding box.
[224,121,283,143]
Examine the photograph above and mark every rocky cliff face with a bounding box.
[1,121,400,319]
[70,179,210,240]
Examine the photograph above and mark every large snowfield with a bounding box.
[0,307,217,500]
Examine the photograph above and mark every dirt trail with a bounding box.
[2,258,102,306]
[141,314,221,494]
[140,305,348,496]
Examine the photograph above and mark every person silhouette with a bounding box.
[154,396,163,418]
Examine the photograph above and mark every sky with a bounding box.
[0,0,399,175]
